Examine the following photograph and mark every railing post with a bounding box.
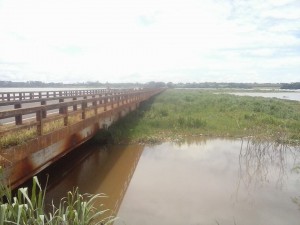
[14,103,22,125]
[73,97,78,111]
[120,93,122,106]
[59,98,64,114]
[117,95,120,107]
[92,95,96,106]
[58,100,68,126]
[111,95,114,109]
[62,106,68,126]
[92,96,97,115]
[36,110,43,136]
[81,96,87,119]
[104,95,107,111]
[41,100,47,118]
[82,102,86,119]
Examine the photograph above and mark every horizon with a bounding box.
[0,80,298,85]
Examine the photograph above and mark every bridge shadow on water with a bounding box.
[17,139,143,217]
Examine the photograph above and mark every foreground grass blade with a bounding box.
[0,175,115,225]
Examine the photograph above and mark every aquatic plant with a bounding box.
[0,173,114,225]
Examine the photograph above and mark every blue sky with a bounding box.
[0,0,299,83]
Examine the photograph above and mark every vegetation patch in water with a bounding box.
[104,89,300,145]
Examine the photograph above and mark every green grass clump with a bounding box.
[0,172,114,225]
[106,89,300,144]
[0,129,36,149]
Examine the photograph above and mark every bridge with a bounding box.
[0,88,163,188]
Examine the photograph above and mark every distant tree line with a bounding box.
[0,81,65,87]
[0,81,144,88]
[0,80,299,89]
[281,82,300,89]
[166,82,282,89]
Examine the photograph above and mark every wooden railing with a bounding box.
[0,88,163,147]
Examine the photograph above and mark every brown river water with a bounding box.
[44,138,300,225]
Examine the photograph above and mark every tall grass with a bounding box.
[0,172,114,225]
[0,129,36,149]
[106,89,300,144]
[0,112,83,149]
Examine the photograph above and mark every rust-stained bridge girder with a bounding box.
[0,88,165,188]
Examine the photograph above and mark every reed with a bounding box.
[0,172,115,225]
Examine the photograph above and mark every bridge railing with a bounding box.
[0,88,163,150]
[0,88,131,106]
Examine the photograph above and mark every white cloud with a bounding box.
[0,0,299,83]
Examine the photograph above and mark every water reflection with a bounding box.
[236,139,299,199]
[230,92,300,101]
[43,138,300,225]
[45,142,143,217]
[116,139,300,225]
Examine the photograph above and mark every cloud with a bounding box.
[0,0,299,83]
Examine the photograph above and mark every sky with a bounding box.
[0,0,299,83]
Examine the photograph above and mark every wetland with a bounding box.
[2,88,300,225]
[107,89,300,145]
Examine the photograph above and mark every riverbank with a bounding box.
[105,89,300,145]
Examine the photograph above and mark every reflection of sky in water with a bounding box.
[116,139,300,225]
[230,92,300,101]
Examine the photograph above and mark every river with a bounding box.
[43,138,300,225]
[229,91,300,101]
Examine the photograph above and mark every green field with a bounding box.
[106,89,300,145]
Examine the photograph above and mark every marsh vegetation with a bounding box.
[107,89,300,145]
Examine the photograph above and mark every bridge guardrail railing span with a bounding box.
[0,88,131,106]
[0,88,164,188]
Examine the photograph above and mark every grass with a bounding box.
[0,111,86,149]
[0,172,115,225]
[0,129,37,149]
[106,89,300,145]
